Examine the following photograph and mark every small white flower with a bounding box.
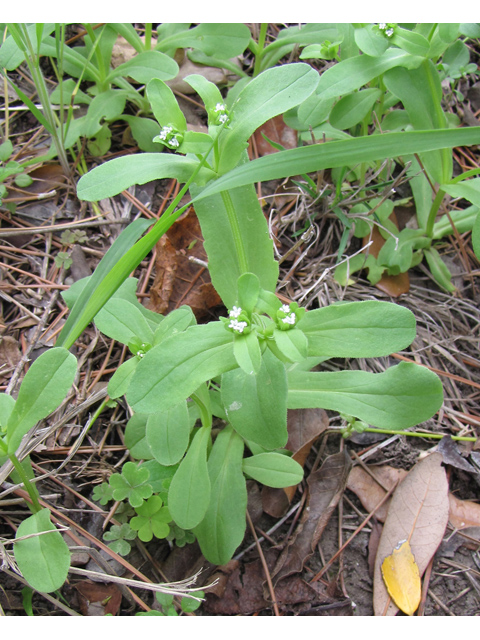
[218,113,229,124]
[378,23,387,30]
[281,304,291,313]
[169,136,180,148]
[282,313,296,325]
[385,28,394,37]
[215,103,227,112]
[229,319,248,333]
[229,306,242,318]
[159,125,173,140]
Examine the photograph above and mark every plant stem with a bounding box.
[363,428,476,442]
[9,453,42,513]
[425,187,445,238]
[253,23,268,77]
[220,189,249,274]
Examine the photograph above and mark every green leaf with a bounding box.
[390,27,430,56]
[222,349,288,450]
[354,25,389,57]
[194,427,247,565]
[153,306,196,345]
[0,139,13,162]
[0,393,16,430]
[82,90,127,138]
[194,128,480,201]
[218,63,319,174]
[242,452,304,488]
[383,61,450,184]
[424,247,456,292]
[56,218,153,349]
[442,178,480,208]
[296,300,416,358]
[107,357,140,400]
[233,331,262,376]
[109,461,153,508]
[329,88,382,130]
[287,362,443,429]
[237,273,260,314]
[156,23,251,59]
[146,400,191,466]
[108,50,179,84]
[124,413,153,460]
[168,426,211,530]
[94,298,155,346]
[14,509,71,593]
[146,78,187,131]
[190,180,279,309]
[7,348,77,454]
[315,49,423,101]
[127,322,237,414]
[272,328,308,363]
[472,212,480,260]
[76,154,215,202]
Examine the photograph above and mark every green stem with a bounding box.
[253,23,268,77]
[363,428,476,442]
[10,453,42,513]
[220,189,249,275]
[144,24,152,50]
[425,187,445,238]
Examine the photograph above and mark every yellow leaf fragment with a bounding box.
[381,540,421,616]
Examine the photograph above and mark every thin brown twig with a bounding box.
[246,510,281,616]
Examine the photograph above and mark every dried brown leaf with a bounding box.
[448,493,480,530]
[373,453,449,616]
[75,580,122,616]
[252,115,298,157]
[271,449,352,583]
[347,465,408,522]
[147,209,221,320]
[0,336,21,383]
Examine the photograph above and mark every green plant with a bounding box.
[0,139,33,206]
[279,22,480,291]
[4,30,480,596]
[63,61,480,566]
[0,23,252,160]
[0,348,78,593]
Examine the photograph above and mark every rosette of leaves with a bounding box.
[129,495,172,542]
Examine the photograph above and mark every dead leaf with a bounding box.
[373,453,449,616]
[0,335,21,382]
[252,115,298,157]
[381,540,421,616]
[75,580,122,616]
[262,408,329,517]
[448,493,480,530]
[271,449,352,583]
[347,465,408,522]
[147,209,222,320]
[437,435,479,476]
[203,549,350,615]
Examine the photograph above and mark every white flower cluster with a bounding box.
[280,304,296,325]
[228,306,247,332]
[158,125,180,148]
[378,23,394,37]
[214,102,229,125]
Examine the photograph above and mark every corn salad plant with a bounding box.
[2,27,480,595]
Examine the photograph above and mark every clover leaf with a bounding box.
[129,495,172,542]
[103,523,137,556]
[92,482,114,505]
[108,461,153,508]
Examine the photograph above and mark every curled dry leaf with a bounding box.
[448,493,480,530]
[373,453,449,616]
[271,449,351,584]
